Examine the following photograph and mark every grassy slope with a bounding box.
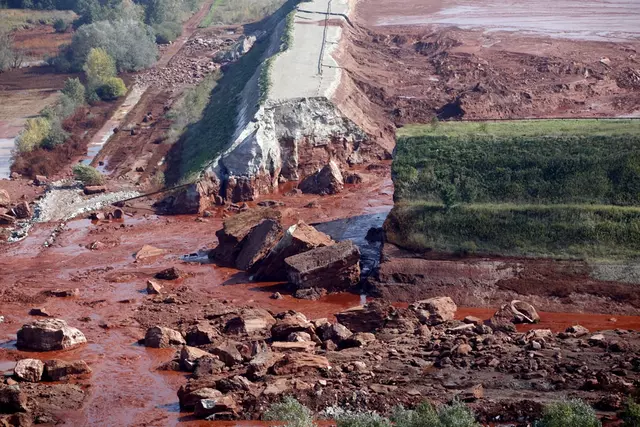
[389,120,640,260]
[393,119,640,205]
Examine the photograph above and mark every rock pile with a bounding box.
[139,295,640,422]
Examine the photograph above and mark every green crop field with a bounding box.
[388,119,640,260]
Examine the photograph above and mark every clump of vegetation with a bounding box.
[73,164,105,186]
[391,401,480,427]
[621,398,640,427]
[333,410,391,427]
[264,397,314,427]
[0,30,24,71]
[16,117,52,153]
[96,76,127,100]
[53,19,158,72]
[53,17,69,32]
[535,399,601,427]
[82,47,127,101]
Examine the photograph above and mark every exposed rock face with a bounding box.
[144,326,186,348]
[235,219,283,271]
[209,208,282,267]
[254,222,334,281]
[158,175,220,214]
[17,319,87,351]
[43,360,91,381]
[410,297,457,326]
[298,161,344,195]
[285,240,360,291]
[214,35,256,63]
[492,300,540,324]
[14,359,44,382]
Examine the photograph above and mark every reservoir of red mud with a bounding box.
[362,0,640,42]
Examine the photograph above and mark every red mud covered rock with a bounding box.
[12,201,30,219]
[43,360,91,381]
[83,185,106,195]
[271,353,330,375]
[209,208,281,267]
[224,308,276,335]
[0,385,27,413]
[298,161,344,195]
[0,189,10,207]
[271,311,314,340]
[14,359,44,382]
[17,319,87,351]
[254,221,334,281]
[285,240,360,292]
[410,297,457,326]
[335,301,393,333]
[144,326,186,348]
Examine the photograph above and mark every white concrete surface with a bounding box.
[269,0,349,100]
[0,138,14,179]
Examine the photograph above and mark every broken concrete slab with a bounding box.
[253,221,334,281]
[209,208,282,267]
[285,240,360,292]
[135,245,166,261]
[235,219,283,271]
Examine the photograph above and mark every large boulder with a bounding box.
[410,297,457,326]
[224,308,276,335]
[180,346,212,371]
[178,386,222,409]
[43,360,91,381]
[285,240,360,292]
[298,161,344,195]
[210,341,244,366]
[209,208,281,267]
[14,359,44,382]
[235,219,283,271]
[318,323,353,344]
[144,326,186,348]
[492,300,540,324]
[17,319,87,351]
[335,301,393,333]
[186,324,220,346]
[0,189,10,207]
[254,222,334,281]
[194,394,238,419]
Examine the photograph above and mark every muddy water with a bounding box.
[368,0,640,42]
[0,137,14,179]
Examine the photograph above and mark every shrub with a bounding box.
[333,410,391,427]
[621,399,640,427]
[391,401,480,427]
[16,117,51,153]
[536,399,601,427]
[41,119,69,149]
[73,164,105,186]
[53,18,68,33]
[263,397,314,427]
[96,77,127,100]
[62,77,86,105]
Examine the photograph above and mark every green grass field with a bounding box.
[0,9,76,31]
[388,119,640,260]
[199,0,285,27]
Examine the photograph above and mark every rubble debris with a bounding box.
[144,326,186,348]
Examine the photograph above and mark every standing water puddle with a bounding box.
[0,137,14,179]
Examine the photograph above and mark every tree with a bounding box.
[61,77,86,105]
[83,47,116,88]
[16,117,52,153]
[0,31,23,72]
